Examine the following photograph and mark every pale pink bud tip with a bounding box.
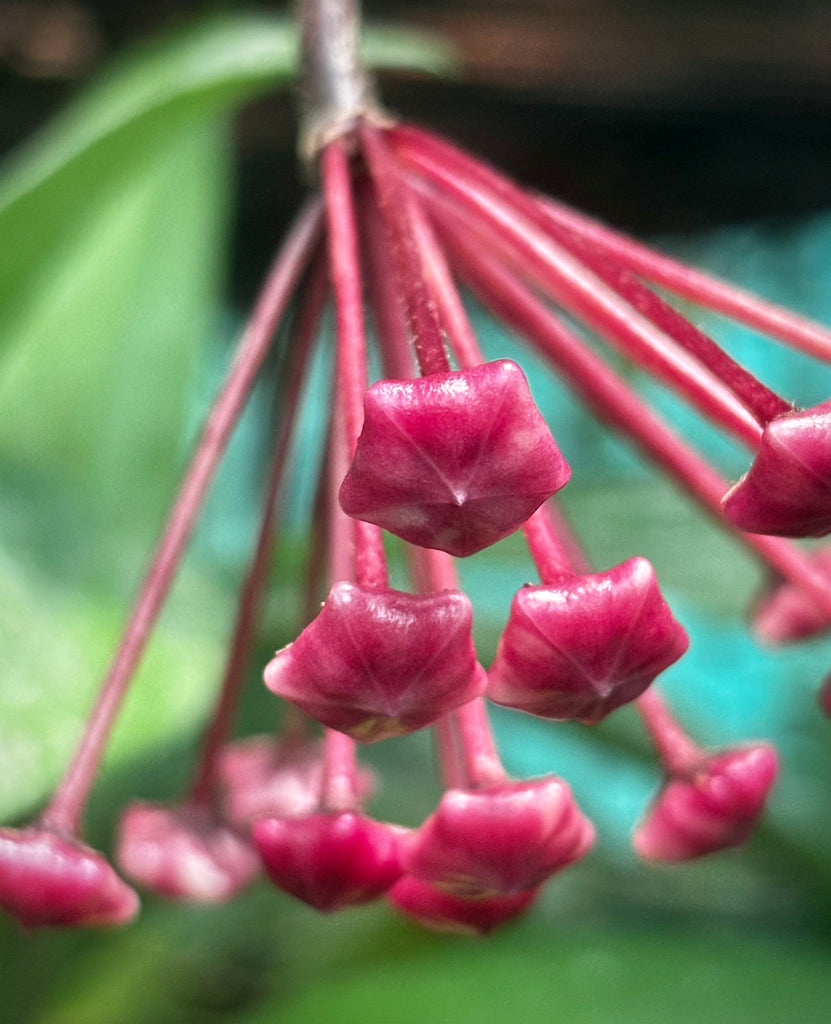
[339,360,570,557]
[488,557,689,723]
[263,582,486,742]
[116,803,260,902]
[403,777,594,897]
[751,548,831,644]
[722,401,831,537]
[254,812,406,912]
[633,744,778,862]
[389,875,537,935]
[0,827,139,928]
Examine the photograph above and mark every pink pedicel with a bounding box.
[263,581,487,742]
[339,360,570,557]
[722,401,831,538]
[752,547,831,644]
[402,777,594,897]
[388,875,537,935]
[254,811,406,912]
[0,827,138,929]
[487,557,689,724]
[116,802,260,902]
[633,744,779,862]
[215,736,375,830]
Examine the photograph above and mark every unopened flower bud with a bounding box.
[488,557,688,723]
[751,549,831,644]
[254,811,406,912]
[0,827,138,928]
[389,875,537,935]
[264,582,486,742]
[633,743,778,861]
[339,360,570,557]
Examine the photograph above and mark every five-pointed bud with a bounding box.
[388,875,537,935]
[254,811,406,912]
[402,777,594,897]
[116,803,260,902]
[339,360,570,557]
[751,549,831,644]
[633,744,778,861]
[264,582,486,742]
[722,401,831,537]
[487,557,689,723]
[0,827,139,928]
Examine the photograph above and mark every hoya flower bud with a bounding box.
[116,803,260,902]
[722,401,831,537]
[487,557,689,723]
[403,777,594,897]
[0,827,139,929]
[254,811,406,912]
[339,360,570,557]
[263,582,486,742]
[751,548,831,644]
[633,744,778,862]
[388,875,537,935]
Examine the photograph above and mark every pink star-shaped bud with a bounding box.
[254,811,406,912]
[633,743,778,862]
[339,360,570,557]
[263,582,486,742]
[0,827,138,928]
[722,401,831,537]
[487,557,689,724]
[116,802,260,902]
[403,777,594,897]
[388,875,537,935]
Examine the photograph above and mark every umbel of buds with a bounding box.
[7,0,831,935]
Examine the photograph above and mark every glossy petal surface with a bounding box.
[488,557,689,723]
[723,401,831,537]
[0,827,138,928]
[264,582,486,742]
[403,777,594,897]
[634,744,778,862]
[389,875,537,935]
[254,811,406,912]
[339,360,570,556]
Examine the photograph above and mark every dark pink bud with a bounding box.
[263,582,486,742]
[254,811,406,912]
[752,548,831,644]
[215,736,375,830]
[633,743,778,862]
[388,875,537,935]
[487,557,689,724]
[116,802,260,902]
[722,401,831,537]
[402,777,593,897]
[0,827,139,929]
[339,360,570,557]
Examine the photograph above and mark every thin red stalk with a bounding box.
[522,507,575,584]
[359,121,450,376]
[399,140,764,448]
[189,258,328,807]
[434,714,467,791]
[537,195,831,365]
[322,139,387,589]
[453,699,507,789]
[321,728,360,812]
[41,201,323,835]
[637,689,704,776]
[392,125,789,425]
[436,209,831,621]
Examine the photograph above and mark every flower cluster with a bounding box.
[2,7,831,936]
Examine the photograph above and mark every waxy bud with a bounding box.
[339,360,570,557]
[488,558,689,723]
[751,549,831,644]
[389,875,537,935]
[254,811,406,912]
[116,803,260,902]
[403,777,594,897]
[723,401,831,537]
[633,744,778,862]
[0,827,138,928]
[264,582,486,742]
